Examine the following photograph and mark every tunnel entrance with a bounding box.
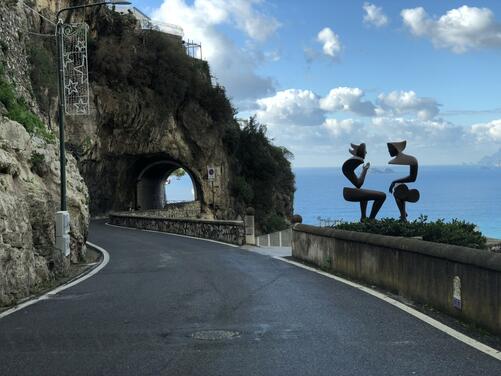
[164,168,195,204]
[135,160,199,210]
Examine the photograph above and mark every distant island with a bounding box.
[478,148,501,167]
[370,167,395,174]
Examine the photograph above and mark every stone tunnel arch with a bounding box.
[135,160,202,210]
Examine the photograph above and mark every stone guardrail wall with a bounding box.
[109,213,245,245]
[292,224,501,334]
[128,201,202,219]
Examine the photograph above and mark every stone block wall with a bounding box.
[292,224,501,335]
[124,201,202,219]
[109,213,245,245]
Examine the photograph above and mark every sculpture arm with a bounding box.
[389,164,418,192]
[356,167,369,188]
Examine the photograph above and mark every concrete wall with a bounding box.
[109,213,245,245]
[292,224,501,334]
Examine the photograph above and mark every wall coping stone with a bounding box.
[110,212,244,226]
[293,224,501,273]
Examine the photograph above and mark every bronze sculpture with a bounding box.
[387,141,420,221]
[342,143,386,221]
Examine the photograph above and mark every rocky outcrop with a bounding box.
[0,1,89,306]
[62,9,238,219]
[0,119,89,306]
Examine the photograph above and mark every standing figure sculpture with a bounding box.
[342,143,386,221]
[387,141,420,221]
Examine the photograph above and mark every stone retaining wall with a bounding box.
[292,224,501,334]
[124,201,201,219]
[109,213,245,245]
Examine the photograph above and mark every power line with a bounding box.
[21,1,57,26]
[27,31,55,37]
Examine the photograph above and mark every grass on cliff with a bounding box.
[0,64,55,143]
[334,215,487,249]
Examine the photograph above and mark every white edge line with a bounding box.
[273,256,501,362]
[0,242,110,320]
[105,222,240,248]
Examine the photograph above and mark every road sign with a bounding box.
[208,166,216,182]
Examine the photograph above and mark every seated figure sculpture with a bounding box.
[342,143,386,221]
[387,141,420,221]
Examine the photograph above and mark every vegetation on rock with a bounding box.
[27,38,57,120]
[334,215,487,249]
[83,9,295,231]
[224,116,295,234]
[0,64,55,143]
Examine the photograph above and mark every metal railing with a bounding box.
[256,228,292,247]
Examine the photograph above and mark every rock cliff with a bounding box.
[0,1,89,306]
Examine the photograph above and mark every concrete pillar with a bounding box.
[244,215,255,245]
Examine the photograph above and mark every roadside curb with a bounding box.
[274,256,501,362]
[0,241,110,320]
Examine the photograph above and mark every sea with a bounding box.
[294,166,501,239]
[165,165,501,239]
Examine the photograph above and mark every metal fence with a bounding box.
[256,228,292,247]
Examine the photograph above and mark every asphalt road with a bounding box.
[0,220,500,375]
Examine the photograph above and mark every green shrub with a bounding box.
[334,215,487,249]
[261,213,289,234]
[30,151,47,176]
[0,65,55,143]
[422,219,486,249]
[224,116,295,232]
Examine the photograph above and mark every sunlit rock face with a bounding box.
[0,1,89,306]
[0,118,89,306]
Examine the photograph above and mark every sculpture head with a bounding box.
[349,143,367,159]
[387,141,407,157]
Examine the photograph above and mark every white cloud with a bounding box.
[320,87,376,116]
[152,0,278,101]
[369,117,465,146]
[363,2,389,27]
[470,119,501,142]
[377,90,440,120]
[317,27,342,59]
[256,89,324,127]
[324,118,362,138]
[401,6,501,53]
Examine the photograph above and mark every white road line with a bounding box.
[105,222,241,248]
[0,242,110,320]
[274,256,501,362]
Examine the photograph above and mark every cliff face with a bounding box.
[71,7,293,228]
[0,1,89,306]
[23,1,294,229]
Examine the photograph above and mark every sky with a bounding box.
[129,0,501,166]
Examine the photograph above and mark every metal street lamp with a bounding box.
[54,1,130,257]
[56,0,131,211]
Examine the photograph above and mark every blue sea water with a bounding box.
[294,166,501,239]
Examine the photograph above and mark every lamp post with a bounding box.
[56,0,130,211]
[54,1,130,257]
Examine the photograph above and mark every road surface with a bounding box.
[0,220,499,375]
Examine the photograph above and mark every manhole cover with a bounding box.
[191,330,240,341]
